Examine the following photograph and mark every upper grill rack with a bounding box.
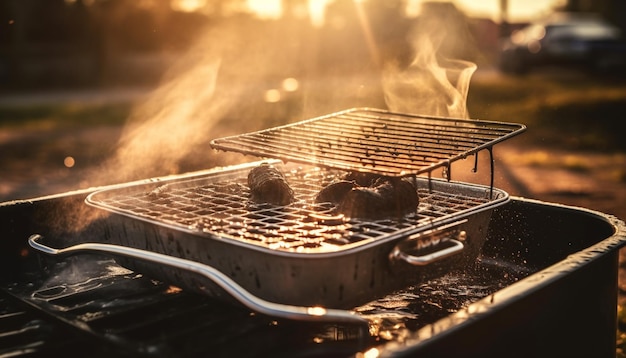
[210,108,526,177]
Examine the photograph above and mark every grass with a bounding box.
[501,149,592,172]
[2,70,625,189]
[0,103,132,131]
[468,72,626,152]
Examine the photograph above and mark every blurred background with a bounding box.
[1,0,625,216]
[2,0,626,353]
[1,0,625,89]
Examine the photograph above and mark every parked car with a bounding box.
[499,13,626,75]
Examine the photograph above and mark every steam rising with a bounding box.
[52,18,318,233]
[93,19,306,183]
[382,15,477,118]
[96,8,476,184]
[108,58,223,180]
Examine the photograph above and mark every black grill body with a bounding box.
[1,177,624,358]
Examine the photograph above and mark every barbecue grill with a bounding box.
[1,108,625,357]
[21,108,523,310]
[1,184,625,357]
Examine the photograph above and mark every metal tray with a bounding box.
[85,161,508,254]
[79,161,509,308]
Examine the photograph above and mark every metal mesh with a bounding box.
[90,165,503,252]
[210,108,526,176]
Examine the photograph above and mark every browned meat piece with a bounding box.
[341,172,382,186]
[247,163,295,205]
[392,177,420,212]
[315,172,418,219]
[337,177,418,219]
[315,180,356,204]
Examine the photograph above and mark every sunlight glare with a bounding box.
[165,285,183,294]
[64,156,75,168]
[358,347,380,358]
[308,0,330,27]
[307,306,327,316]
[247,0,282,19]
[264,89,281,103]
[282,78,299,92]
[406,0,567,23]
[170,0,207,13]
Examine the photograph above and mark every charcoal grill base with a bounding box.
[1,173,625,358]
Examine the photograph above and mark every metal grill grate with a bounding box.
[210,108,526,177]
[88,164,507,253]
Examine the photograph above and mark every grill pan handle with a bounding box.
[390,220,467,266]
[27,234,368,327]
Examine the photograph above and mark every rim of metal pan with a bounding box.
[85,161,510,258]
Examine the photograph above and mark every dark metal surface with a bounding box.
[1,249,525,358]
[0,258,365,358]
[210,108,526,177]
[1,177,625,357]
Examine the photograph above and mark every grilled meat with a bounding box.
[315,180,356,205]
[316,174,418,219]
[341,172,381,187]
[339,177,418,218]
[247,163,295,205]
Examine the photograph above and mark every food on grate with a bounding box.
[315,180,356,205]
[341,172,382,186]
[247,163,295,205]
[316,174,418,218]
[339,177,418,218]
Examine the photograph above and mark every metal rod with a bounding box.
[28,234,370,328]
[473,152,479,173]
[488,146,494,199]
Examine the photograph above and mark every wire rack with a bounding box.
[87,164,507,253]
[210,108,526,177]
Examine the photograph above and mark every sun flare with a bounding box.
[170,0,207,13]
[247,0,282,19]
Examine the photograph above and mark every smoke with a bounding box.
[52,18,309,233]
[93,4,477,184]
[91,18,306,183]
[106,58,223,181]
[382,40,476,118]
[381,7,477,119]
